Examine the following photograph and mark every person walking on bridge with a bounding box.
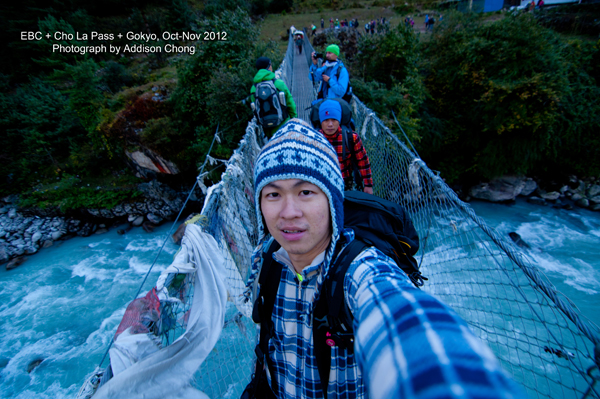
[294,32,304,55]
[250,57,297,137]
[318,100,373,193]
[309,44,351,101]
[241,119,529,399]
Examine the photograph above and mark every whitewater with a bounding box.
[0,199,598,398]
[0,223,178,398]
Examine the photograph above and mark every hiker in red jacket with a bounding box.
[318,100,373,194]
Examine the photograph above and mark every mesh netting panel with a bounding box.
[189,118,268,397]
[158,273,195,346]
[191,37,600,398]
[350,96,599,399]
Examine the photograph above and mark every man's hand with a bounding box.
[311,52,318,65]
[364,186,373,195]
[322,74,330,83]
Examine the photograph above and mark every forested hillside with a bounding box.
[1,0,599,211]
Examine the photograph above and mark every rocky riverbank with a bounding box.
[0,180,202,269]
[4,174,598,270]
[465,175,600,211]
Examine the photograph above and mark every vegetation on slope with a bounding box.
[1,0,599,210]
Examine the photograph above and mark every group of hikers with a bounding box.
[243,37,528,398]
[323,17,360,29]
[251,43,365,192]
[364,17,387,34]
[527,0,545,10]
[424,14,441,31]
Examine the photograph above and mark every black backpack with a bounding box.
[250,192,425,397]
[252,79,288,129]
[310,98,362,189]
[317,64,353,103]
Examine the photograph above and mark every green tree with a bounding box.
[419,12,596,183]
[0,77,84,193]
[35,15,87,70]
[166,0,197,31]
[172,8,279,165]
[350,23,425,143]
[549,38,600,177]
[60,59,103,135]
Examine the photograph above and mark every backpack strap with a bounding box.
[251,240,282,396]
[252,237,369,398]
[335,64,343,81]
[313,237,369,398]
[272,79,289,120]
[335,65,353,102]
[341,127,350,160]
[341,129,363,189]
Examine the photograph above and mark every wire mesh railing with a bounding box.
[192,35,600,399]
[350,95,600,399]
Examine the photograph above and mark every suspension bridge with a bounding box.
[82,33,600,399]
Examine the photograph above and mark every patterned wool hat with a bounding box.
[325,44,340,57]
[253,119,344,240]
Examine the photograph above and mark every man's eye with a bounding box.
[300,190,312,196]
[266,192,279,198]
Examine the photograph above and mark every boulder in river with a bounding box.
[571,193,584,201]
[6,256,27,270]
[576,198,590,208]
[147,213,163,225]
[132,216,144,227]
[540,191,560,201]
[527,196,546,206]
[588,184,600,198]
[0,244,8,264]
[521,178,537,196]
[27,358,44,373]
[31,232,42,243]
[142,221,156,233]
[509,232,530,249]
[469,176,532,202]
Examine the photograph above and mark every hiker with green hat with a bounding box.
[309,43,352,102]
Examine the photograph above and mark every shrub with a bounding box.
[419,12,599,182]
[0,77,84,193]
[101,61,135,93]
[19,175,143,211]
[349,22,425,142]
[172,8,280,165]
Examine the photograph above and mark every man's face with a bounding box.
[261,179,331,270]
[321,118,340,136]
[325,51,338,62]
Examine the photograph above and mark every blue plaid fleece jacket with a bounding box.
[245,229,526,399]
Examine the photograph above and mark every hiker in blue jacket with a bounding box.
[309,44,350,100]
[242,119,528,399]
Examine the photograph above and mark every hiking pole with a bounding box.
[391,110,421,160]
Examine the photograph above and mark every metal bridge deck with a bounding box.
[290,38,317,123]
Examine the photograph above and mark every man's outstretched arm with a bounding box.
[345,248,528,399]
